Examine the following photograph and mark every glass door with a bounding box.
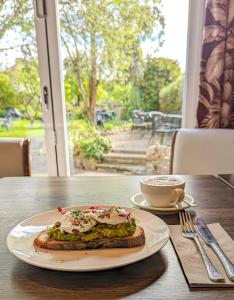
[31,0,205,177]
[0,0,48,175]
[34,0,70,176]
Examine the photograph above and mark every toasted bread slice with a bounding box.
[34,226,145,250]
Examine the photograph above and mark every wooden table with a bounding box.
[218,174,234,189]
[1,176,234,300]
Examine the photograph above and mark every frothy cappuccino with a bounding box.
[142,175,183,186]
[140,175,185,208]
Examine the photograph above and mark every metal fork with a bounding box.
[179,211,224,282]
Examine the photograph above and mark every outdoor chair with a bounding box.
[0,138,31,176]
[170,128,234,175]
[131,110,153,131]
[149,113,182,145]
[1,117,12,129]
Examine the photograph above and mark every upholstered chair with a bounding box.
[170,129,234,175]
[0,138,31,176]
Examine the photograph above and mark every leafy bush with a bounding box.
[0,73,17,109]
[140,57,181,111]
[69,120,97,156]
[79,136,111,160]
[159,75,183,113]
[95,136,111,152]
[70,120,112,159]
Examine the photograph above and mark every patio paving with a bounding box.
[30,128,172,176]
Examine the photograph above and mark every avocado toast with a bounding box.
[34,206,145,250]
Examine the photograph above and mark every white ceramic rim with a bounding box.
[140,175,185,187]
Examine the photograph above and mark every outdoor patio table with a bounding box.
[1,175,234,300]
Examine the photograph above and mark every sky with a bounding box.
[142,0,189,70]
[0,0,189,71]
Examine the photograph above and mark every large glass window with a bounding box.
[0,0,197,177]
[57,0,189,176]
[0,0,48,175]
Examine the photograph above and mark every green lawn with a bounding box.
[0,120,44,138]
[0,118,130,139]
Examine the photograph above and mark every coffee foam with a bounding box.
[143,176,183,186]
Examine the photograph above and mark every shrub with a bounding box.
[70,119,112,160]
[79,136,111,160]
[159,75,184,113]
[69,120,97,156]
[140,57,181,111]
[0,73,17,109]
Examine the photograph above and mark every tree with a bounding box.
[64,71,81,109]
[0,0,37,74]
[9,59,41,123]
[98,81,132,105]
[0,0,31,40]
[60,0,164,124]
[0,73,17,110]
[140,57,181,111]
[159,75,184,113]
[0,0,42,122]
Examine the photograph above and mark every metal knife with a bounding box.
[196,218,234,281]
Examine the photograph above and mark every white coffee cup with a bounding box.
[140,175,185,208]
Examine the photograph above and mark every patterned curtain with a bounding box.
[197,0,234,128]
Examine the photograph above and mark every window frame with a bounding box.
[182,0,206,128]
[34,0,70,176]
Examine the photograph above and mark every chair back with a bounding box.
[0,138,31,176]
[170,129,234,175]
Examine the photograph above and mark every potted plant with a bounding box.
[70,120,97,170]
[79,136,111,170]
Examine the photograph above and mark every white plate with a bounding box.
[7,205,169,272]
[130,193,196,214]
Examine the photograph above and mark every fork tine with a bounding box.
[179,212,184,232]
[186,211,196,232]
[184,211,194,233]
[181,211,188,232]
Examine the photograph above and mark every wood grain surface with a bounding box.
[1,175,234,300]
[218,174,234,190]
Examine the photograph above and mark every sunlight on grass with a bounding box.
[0,120,44,138]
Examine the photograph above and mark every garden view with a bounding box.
[0,0,188,175]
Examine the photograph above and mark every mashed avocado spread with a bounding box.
[48,219,136,242]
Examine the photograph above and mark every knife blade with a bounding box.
[196,218,217,244]
[196,217,234,281]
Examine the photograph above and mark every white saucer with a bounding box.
[130,193,196,214]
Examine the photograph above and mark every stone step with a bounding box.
[96,163,147,175]
[111,149,146,155]
[103,152,146,165]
